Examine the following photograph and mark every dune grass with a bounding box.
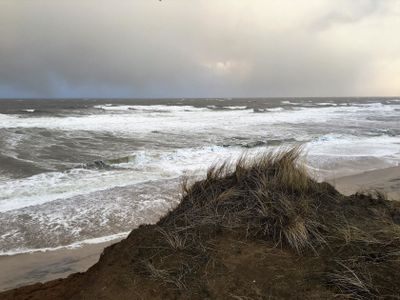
[160,147,333,253]
[134,147,400,298]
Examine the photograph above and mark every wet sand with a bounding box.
[330,166,400,200]
[0,239,124,292]
[1,166,399,292]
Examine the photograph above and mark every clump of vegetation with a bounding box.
[146,147,400,298]
[161,147,332,252]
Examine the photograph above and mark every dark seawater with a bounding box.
[0,97,399,254]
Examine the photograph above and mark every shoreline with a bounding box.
[329,165,400,200]
[0,238,124,292]
[0,231,130,257]
[1,165,399,292]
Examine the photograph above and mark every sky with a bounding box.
[0,0,399,98]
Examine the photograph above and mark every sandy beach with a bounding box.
[0,239,124,292]
[1,165,399,293]
[330,166,400,200]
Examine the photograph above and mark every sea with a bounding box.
[0,97,399,255]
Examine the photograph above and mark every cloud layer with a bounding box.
[1,0,399,98]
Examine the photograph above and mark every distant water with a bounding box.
[0,98,399,255]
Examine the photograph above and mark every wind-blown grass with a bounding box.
[137,147,400,298]
[161,147,332,253]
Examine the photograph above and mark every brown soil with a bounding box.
[2,149,400,300]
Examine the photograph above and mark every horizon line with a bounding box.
[0,96,399,101]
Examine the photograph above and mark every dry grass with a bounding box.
[161,147,331,253]
[143,261,187,290]
[138,148,400,297]
[156,227,188,251]
[326,216,400,298]
[326,261,377,300]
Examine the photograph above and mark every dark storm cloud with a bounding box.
[0,0,399,98]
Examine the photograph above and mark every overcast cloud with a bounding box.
[0,0,399,98]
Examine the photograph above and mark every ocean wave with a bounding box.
[0,231,130,256]
[305,134,400,177]
[206,105,249,110]
[315,102,337,106]
[223,138,297,148]
[1,103,399,136]
[2,132,399,214]
[0,145,264,212]
[81,155,137,169]
[21,109,35,113]
[0,152,51,179]
[1,100,399,255]
[253,107,286,113]
[0,178,181,255]
[94,104,208,112]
